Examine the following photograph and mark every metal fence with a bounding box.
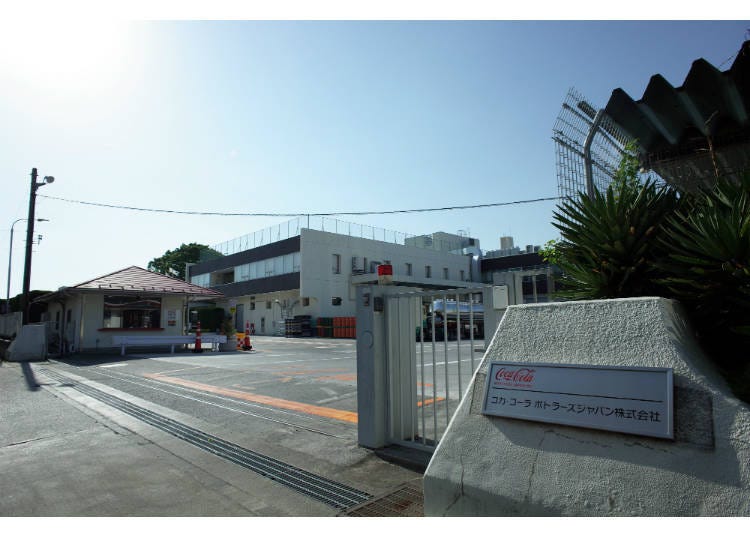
[203,216,474,261]
[384,288,490,451]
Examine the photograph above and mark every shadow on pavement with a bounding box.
[21,362,40,391]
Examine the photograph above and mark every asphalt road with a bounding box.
[1,335,488,516]
[1,337,426,516]
[52,336,361,439]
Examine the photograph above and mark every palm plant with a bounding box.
[657,174,750,362]
[551,178,679,300]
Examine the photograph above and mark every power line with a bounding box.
[38,193,561,217]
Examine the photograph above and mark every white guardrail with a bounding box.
[112,334,227,356]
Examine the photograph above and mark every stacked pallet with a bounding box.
[316,317,356,338]
[284,315,313,337]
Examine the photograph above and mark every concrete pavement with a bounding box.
[0,357,424,516]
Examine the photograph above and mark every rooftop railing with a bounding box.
[200,216,475,262]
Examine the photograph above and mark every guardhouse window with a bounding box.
[104,296,161,329]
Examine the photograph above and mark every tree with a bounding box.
[148,243,222,280]
[6,290,52,321]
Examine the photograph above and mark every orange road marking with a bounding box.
[318,374,357,382]
[143,373,358,423]
[418,397,445,408]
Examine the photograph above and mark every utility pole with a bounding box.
[21,168,54,325]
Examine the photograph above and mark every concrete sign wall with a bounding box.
[423,297,750,516]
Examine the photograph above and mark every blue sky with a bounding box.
[1,15,749,295]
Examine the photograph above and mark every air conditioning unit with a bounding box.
[351,256,365,275]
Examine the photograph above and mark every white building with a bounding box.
[187,218,481,335]
[36,266,224,353]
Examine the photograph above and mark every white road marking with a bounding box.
[99,364,127,368]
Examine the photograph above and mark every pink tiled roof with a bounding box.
[70,266,223,298]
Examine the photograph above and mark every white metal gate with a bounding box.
[383,287,499,451]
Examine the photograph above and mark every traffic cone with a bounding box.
[243,321,253,350]
[193,321,203,353]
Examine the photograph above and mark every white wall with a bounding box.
[228,290,300,335]
[56,294,187,351]
[300,228,473,318]
[424,298,750,516]
[208,228,477,331]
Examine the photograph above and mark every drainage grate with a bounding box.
[338,479,424,517]
[42,369,373,510]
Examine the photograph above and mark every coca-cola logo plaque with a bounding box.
[482,361,674,439]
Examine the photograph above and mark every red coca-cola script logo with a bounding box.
[494,367,536,386]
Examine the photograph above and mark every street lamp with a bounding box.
[21,168,54,324]
[6,217,49,314]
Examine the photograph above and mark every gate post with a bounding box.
[355,285,388,448]
[482,285,508,344]
[385,292,420,443]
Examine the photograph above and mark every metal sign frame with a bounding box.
[482,361,673,439]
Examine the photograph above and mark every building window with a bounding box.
[522,273,552,304]
[332,297,342,306]
[302,297,310,307]
[443,267,449,279]
[250,297,255,310]
[190,273,210,287]
[535,274,550,303]
[370,261,380,273]
[266,300,272,309]
[460,269,465,281]
[103,296,161,329]
[405,263,413,276]
[332,253,341,274]
[66,309,72,325]
[425,266,432,278]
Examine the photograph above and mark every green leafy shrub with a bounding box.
[551,178,679,300]
[193,307,225,332]
[657,174,750,365]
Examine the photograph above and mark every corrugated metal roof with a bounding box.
[604,40,750,190]
[69,266,223,297]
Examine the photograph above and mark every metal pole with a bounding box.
[21,169,38,325]
[584,110,604,198]
[6,219,25,313]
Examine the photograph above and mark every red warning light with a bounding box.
[377,264,393,276]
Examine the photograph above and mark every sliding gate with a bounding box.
[355,285,505,453]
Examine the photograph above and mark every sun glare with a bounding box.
[0,19,131,94]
